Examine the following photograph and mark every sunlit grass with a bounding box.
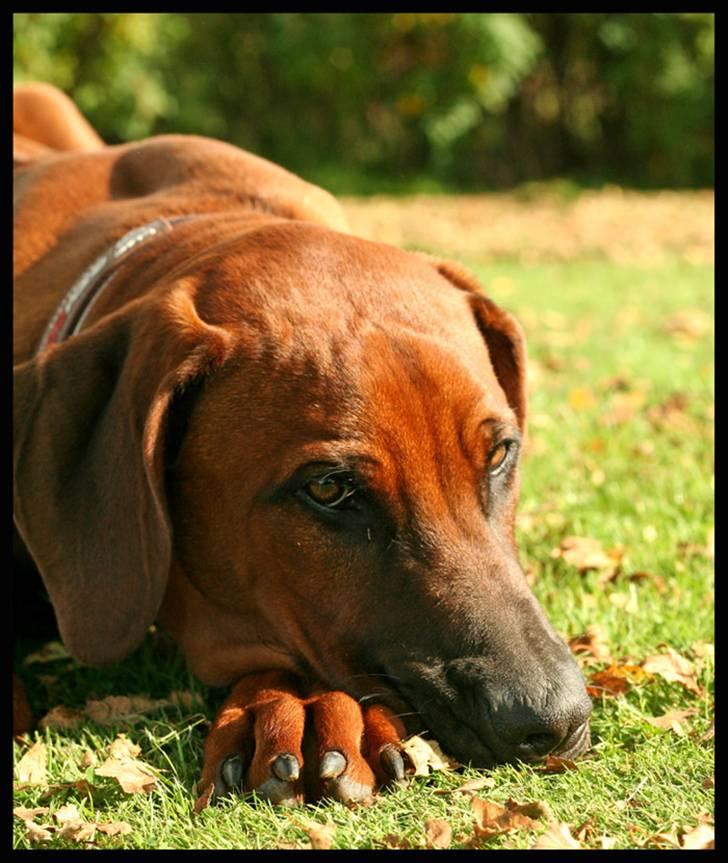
[13,240,713,848]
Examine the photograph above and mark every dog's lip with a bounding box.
[552,719,591,760]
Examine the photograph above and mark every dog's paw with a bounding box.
[195,672,411,808]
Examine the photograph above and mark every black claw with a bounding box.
[380,744,405,781]
[319,750,347,780]
[220,754,244,790]
[271,753,300,782]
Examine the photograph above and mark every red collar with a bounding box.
[36,214,197,355]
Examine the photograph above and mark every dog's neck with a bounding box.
[35,213,201,355]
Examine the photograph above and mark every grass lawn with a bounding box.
[13,192,714,850]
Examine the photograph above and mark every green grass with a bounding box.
[13,250,713,849]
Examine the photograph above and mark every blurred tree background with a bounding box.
[13,12,713,193]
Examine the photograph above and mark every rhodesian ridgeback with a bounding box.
[13,83,591,806]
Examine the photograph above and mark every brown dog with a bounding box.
[13,83,591,806]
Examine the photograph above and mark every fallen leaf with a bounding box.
[94,734,157,794]
[568,387,597,411]
[433,776,496,795]
[54,803,83,827]
[681,821,714,850]
[569,624,612,663]
[13,806,50,822]
[646,392,696,433]
[81,750,98,769]
[702,775,714,789]
[700,722,714,742]
[531,821,582,849]
[641,647,702,694]
[661,309,712,340]
[97,822,133,837]
[538,755,578,774]
[644,707,699,736]
[15,741,47,785]
[401,736,458,776]
[24,641,72,665]
[300,820,336,850]
[600,390,646,426]
[381,833,413,849]
[168,690,204,710]
[425,818,452,849]
[624,571,667,593]
[25,821,53,843]
[39,705,85,730]
[551,536,623,575]
[471,797,545,842]
[644,826,682,849]
[85,694,170,726]
[586,663,650,697]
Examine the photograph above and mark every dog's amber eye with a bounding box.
[489,442,510,473]
[304,474,356,508]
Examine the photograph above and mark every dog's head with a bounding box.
[14,218,590,767]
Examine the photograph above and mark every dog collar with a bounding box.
[36,214,197,355]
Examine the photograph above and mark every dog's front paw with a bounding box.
[195,671,410,809]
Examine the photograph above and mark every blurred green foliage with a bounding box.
[14,13,713,192]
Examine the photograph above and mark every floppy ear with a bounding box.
[427,257,527,433]
[13,285,233,665]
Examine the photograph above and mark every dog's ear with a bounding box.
[426,257,527,432]
[13,283,234,665]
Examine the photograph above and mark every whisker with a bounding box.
[357,692,389,703]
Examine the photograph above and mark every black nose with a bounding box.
[488,676,592,763]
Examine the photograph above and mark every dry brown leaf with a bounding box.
[645,826,682,849]
[662,309,712,340]
[95,734,157,794]
[381,833,413,849]
[39,705,85,730]
[641,647,702,694]
[539,755,578,774]
[644,707,699,735]
[433,775,496,795]
[531,821,582,849]
[681,822,715,850]
[15,740,47,785]
[85,694,169,726]
[24,641,72,665]
[293,819,336,850]
[13,806,49,822]
[568,624,612,663]
[168,690,204,710]
[506,798,554,822]
[600,390,647,426]
[81,750,98,769]
[551,536,623,575]
[401,736,458,776]
[25,821,53,843]
[425,818,452,849]
[586,663,649,698]
[471,797,544,842]
[54,803,83,827]
[702,775,714,789]
[568,388,597,411]
[97,822,133,837]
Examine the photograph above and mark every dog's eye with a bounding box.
[304,473,357,508]
[488,441,512,475]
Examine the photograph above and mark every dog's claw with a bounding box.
[379,743,406,781]
[271,753,300,782]
[319,750,347,780]
[220,754,244,790]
